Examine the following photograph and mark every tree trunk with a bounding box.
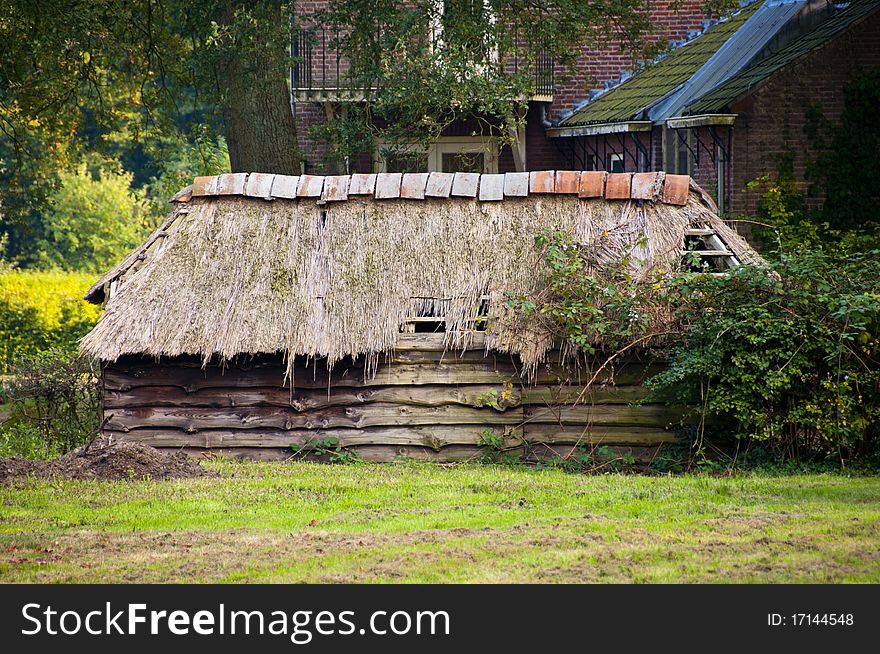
[218,3,301,175]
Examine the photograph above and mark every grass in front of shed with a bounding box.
[1,460,878,583]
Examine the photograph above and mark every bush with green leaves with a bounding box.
[648,243,880,464]
[505,230,669,356]
[36,162,155,273]
[0,269,102,372]
[1,349,101,457]
[515,227,879,466]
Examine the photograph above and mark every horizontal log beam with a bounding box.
[522,423,676,445]
[104,363,521,391]
[105,425,523,449]
[104,384,523,411]
[104,403,525,432]
[104,360,663,392]
[524,403,682,427]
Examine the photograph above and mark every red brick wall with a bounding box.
[292,0,712,172]
[727,8,880,215]
[549,0,712,121]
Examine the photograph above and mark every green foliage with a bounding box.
[32,162,155,272]
[804,69,880,232]
[0,421,46,459]
[146,127,230,217]
[307,1,657,168]
[648,245,880,464]
[507,229,669,355]
[2,348,100,457]
[478,428,506,463]
[290,436,363,465]
[0,270,102,372]
[747,151,821,246]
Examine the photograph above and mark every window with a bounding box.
[664,126,692,175]
[430,1,497,64]
[607,153,624,173]
[376,137,498,173]
[382,149,429,174]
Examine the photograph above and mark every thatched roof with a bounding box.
[81,170,761,373]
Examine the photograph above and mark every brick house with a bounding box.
[549,0,880,215]
[292,0,714,174]
[291,0,880,217]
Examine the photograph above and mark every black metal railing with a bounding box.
[291,25,554,98]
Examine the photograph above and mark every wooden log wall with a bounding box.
[102,333,681,462]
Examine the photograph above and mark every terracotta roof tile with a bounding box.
[182,171,696,208]
[478,174,504,201]
[297,175,325,197]
[245,173,275,199]
[503,172,529,197]
[192,175,219,196]
[578,171,606,198]
[605,173,633,200]
[321,175,350,201]
[349,173,376,195]
[171,185,193,203]
[425,172,454,197]
[217,173,247,195]
[529,170,555,193]
[554,171,580,194]
[400,173,429,199]
[662,174,690,205]
[375,173,402,199]
[631,172,664,201]
[451,172,480,197]
[271,175,299,199]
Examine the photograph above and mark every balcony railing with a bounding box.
[291,25,555,102]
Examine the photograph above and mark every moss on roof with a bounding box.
[557,2,761,127]
[683,0,880,115]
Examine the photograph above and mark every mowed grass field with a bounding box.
[1,461,879,583]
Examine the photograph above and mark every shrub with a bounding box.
[2,348,100,457]
[648,244,880,464]
[36,162,154,273]
[0,269,102,372]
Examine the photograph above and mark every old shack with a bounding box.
[81,170,760,461]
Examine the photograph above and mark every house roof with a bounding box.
[81,171,761,374]
[650,0,822,121]
[555,1,762,128]
[683,0,880,115]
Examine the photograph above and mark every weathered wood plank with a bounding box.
[105,362,522,391]
[524,403,682,427]
[105,403,524,432]
[104,382,660,410]
[106,424,522,449]
[523,424,676,445]
[104,357,662,391]
[199,445,483,463]
[522,384,661,405]
[104,384,523,411]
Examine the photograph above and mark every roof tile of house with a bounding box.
[181,171,694,207]
[556,1,761,127]
[683,0,880,115]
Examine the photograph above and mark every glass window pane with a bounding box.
[442,151,485,173]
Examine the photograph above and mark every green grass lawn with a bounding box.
[1,461,879,583]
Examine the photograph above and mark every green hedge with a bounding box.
[0,270,102,372]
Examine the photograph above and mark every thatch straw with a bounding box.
[81,191,760,376]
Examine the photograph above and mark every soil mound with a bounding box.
[0,437,217,483]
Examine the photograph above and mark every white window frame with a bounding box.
[375,136,499,173]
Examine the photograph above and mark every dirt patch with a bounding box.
[0,437,216,483]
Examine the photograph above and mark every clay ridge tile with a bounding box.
[182,172,694,207]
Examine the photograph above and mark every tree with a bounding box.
[304,0,655,171]
[0,0,301,259]
[1,1,733,255]
[39,162,154,273]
